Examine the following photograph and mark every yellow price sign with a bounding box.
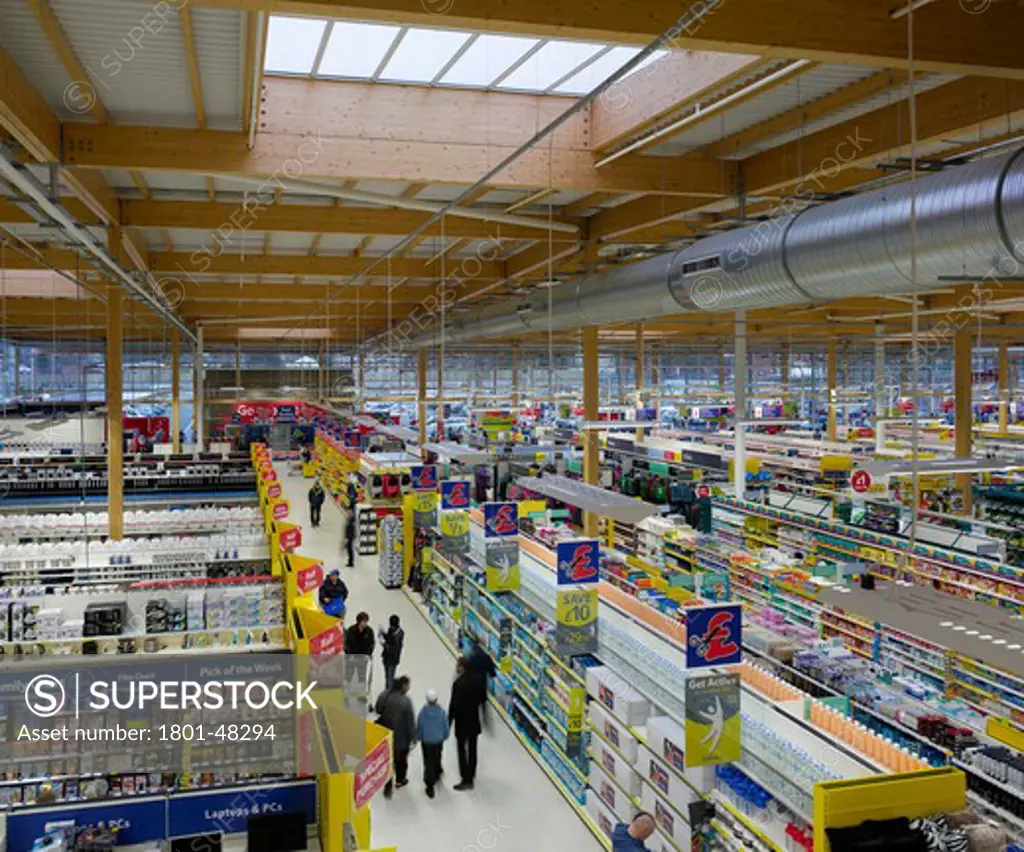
[556,588,599,628]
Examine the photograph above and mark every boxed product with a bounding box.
[640,780,692,850]
[588,762,633,822]
[585,787,620,841]
[589,701,640,764]
[591,736,643,798]
[586,665,650,727]
[645,715,688,775]
[637,744,705,816]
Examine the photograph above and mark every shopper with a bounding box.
[449,656,483,791]
[380,614,405,691]
[416,688,450,799]
[318,569,348,618]
[467,639,496,724]
[375,675,416,797]
[308,481,325,528]
[612,813,656,850]
[344,611,375,691]
[344,510,356,568]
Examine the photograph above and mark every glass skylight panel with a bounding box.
[265,16,327,74]
[380,28,471,82]
[318,21,403,78]
[496,40,604,92]
[552,46,641,94]
[439,34,538,87]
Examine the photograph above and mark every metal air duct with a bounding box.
[406,147,1024,348]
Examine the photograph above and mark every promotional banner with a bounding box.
[556,539,600,586]
[353,736,392,811]
[412,491,439,529]
[440,479,471,510]
[310,622,346,656]
[167,781,317,837]
[7,797,166,849]
[439,510,470,556]
[410,464,439,492]
[566,687,586,759]
[684,673,742,767]
[498,617,513,673]
[685,604,742,669]
[485,539,520,593]
[483,502,519,538]
[555,587,599,655]
[271,498,290,520]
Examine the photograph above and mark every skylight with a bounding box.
[319,21,403,78]
[552,46,643,94]
[438,33,537,87]
[265,17,327,74]
[265,16,671,96]
[495,40,604,91]
[380,28,472,83]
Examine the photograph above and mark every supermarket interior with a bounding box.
[2,1,1024,850]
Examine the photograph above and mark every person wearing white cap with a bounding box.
[416,688,450,799]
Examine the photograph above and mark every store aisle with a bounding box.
[280,471,602,852]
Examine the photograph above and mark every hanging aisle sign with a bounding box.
[412,491,439,528]
[483,502,519,537]
[555,586,599,655]
[685,603,742,669]
[685,672,741,767]
[556,539,600,586]
[555,538,600,654]
[411,465,438,492]
[441,479,471,510]
[439,510,470,556]
[485,539,520,593]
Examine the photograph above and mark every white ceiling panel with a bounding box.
[438,33,537,88]
[379,28,471,83]
[0,0,79,120]
[265,16,327,74]
[192,7,245,130]
[49,0,196,126]
[314,234,365,254]
[318,21,402,78]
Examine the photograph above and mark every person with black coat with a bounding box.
[375,675,416,797]
[343,511,356,568]
[379,614,404,691]
[308,482,326,528]
[467,640,497,724]
[449,656,483,791]
[343,611,374,691]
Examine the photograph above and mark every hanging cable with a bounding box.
[907,2,921,549]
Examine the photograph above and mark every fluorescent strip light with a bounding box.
[595,60,814,168]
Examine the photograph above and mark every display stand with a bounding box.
[812,767,966,852]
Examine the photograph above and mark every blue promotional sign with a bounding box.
[274,404,297,423]
[440,479,471,510]
[7,797,166,848]
[685,604,742,669]
[483,502,518,538]
[167,781,317,837]
[410,465,438,492]
[556,539,600,586]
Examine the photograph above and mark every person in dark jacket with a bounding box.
[375,675,416,797]
[612,813,655,850]
[308,482,325,528]
[379,614,404,691]
[416,688,449,799]
[344,511,356,568]
[318,569,348,618]
[344,612,374,691]
[449,656,483,791]
[467,640,497,724]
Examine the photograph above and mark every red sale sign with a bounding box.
[279,527,302,550]
[353,737,392,811]
[851,470,872,494]
[296,562,324,594]
[267,482,282,499]
[310,622,345,656]
[272,500,289,519]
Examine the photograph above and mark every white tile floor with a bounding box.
[281,471,602,852]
